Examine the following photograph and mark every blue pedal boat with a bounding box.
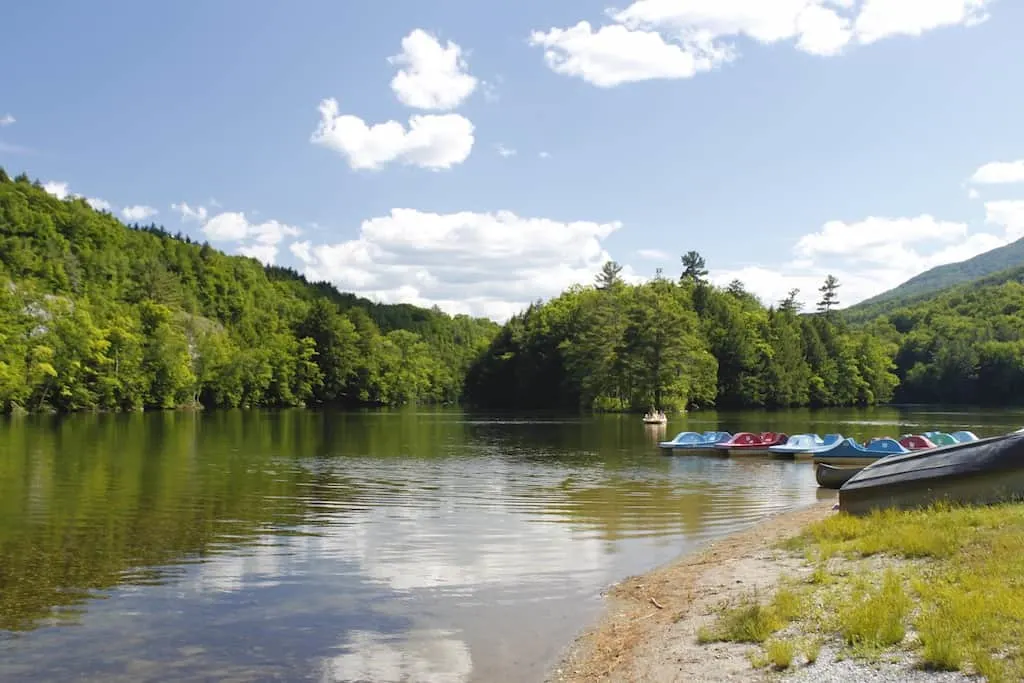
[812,437,910,467]
[768,433,844,459]
[658,430,731,454]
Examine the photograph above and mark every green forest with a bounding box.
[848,266,1024,405]
[4,167,1024,414]
[0,170,499,413]
[465,257,900,411]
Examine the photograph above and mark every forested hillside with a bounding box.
[847,236,1024,316]
[0,170,499,414]
[464,260,900,411]
[859,272,1024,405]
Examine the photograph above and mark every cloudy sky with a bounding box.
[2,0,1023,321]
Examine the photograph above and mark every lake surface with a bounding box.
[1,406,1021,682]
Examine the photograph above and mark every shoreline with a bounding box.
[546,498,839,683]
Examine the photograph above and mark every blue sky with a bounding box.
[3,0,1024,320]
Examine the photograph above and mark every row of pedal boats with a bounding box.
[661,427,1024,514]
[657,429,980,464]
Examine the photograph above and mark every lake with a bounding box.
[1,406,1021,682]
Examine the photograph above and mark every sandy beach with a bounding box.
[546,499,838,683]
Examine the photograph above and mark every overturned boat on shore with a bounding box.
[839,430,1024,515]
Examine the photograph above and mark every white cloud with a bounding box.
[970,159,1024,185]
[528,21,732,87]
[122,205,158,221]
[495,144,516,158]
[794,214,968,261]
[637,248,670,260]
[199,211,299,265]
[42,181,110,212]
[388,29,477,111]
[854,0,991,44]
[238,244,280,265]
[311,98,474,171]
[539,151,551,159]
[0,113,14,126]
[532,0,993,86]
[984,200,1024,241]
[481,80,500,102]
[171,202,209,223]
[967,187,980,200]
[289,209,634,321]
[42,181,70,199]
[714,205,1021,311]
[171,202,298,265]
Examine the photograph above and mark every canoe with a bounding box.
[716,431,788,456]
[770,433,844,459]
[643,415,667,425]
[658,431,731,453]
[812,437,909,467]
[839,430,1024,515]
[816,463,864,490]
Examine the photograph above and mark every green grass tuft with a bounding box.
[836,569,909,655]
[764,638,796,670]
[802,637,822,664]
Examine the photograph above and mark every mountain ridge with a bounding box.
[846,236,1024,317]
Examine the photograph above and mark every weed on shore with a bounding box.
[701,501,1024,680]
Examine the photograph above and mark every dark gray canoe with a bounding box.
[815,463,863,490]
[839,430,1024,515]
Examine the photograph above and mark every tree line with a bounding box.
[8,165,1016,415]
[0,170,499,413]
[464,253,898,412]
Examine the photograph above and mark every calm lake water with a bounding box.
[1,406,1022,682]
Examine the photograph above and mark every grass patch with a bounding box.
[735,501,1024,677]
[835,569,909,655]
[699,582,808,645]
[703,599,781,644]
[802,637,822,664]
[764,638,796,669]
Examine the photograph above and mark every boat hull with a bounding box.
[660,445,721,455]
[839,432,1024,515]
[813,455,881,467]
[727,447,776,457]
[770,449,820,460]
[816,464,863,490]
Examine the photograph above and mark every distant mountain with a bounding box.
[845,236,1024,319]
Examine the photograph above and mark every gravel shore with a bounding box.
[546,497,983,682]
[781,646,978,682]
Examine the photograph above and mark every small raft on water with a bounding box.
[642,410,667,425]
[839,430,1024,515]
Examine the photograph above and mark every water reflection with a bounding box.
[0,407,1017,682]
[320,630,472,683]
